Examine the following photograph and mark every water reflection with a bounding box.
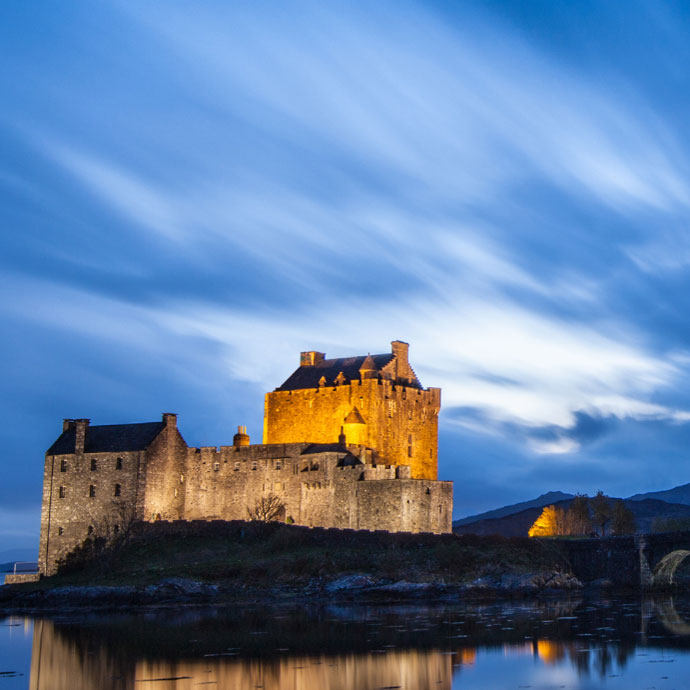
[14,596,690,690]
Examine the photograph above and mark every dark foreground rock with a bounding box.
[0,570,583,612]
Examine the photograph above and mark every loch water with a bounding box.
[3,596,690,689]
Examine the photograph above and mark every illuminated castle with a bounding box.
[38,341,453,575]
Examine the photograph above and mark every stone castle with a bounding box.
[38,341,453,575]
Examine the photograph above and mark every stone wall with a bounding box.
[38,449,143,575]
[263,379,440,480]
[140,414,189,522]
[180,443,452,533]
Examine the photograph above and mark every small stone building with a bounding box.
[38,341,453,575]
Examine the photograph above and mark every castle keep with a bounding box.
[38,341,453,575]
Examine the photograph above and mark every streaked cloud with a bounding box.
[3,0,690,532]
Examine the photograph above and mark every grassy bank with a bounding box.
[22,520,571,591]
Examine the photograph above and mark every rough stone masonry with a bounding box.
[38,341,453,575]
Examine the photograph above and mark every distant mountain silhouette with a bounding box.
[453,497,690,537]
[453,491,574,527]
[627,482,690,506]
[0,548,37,570]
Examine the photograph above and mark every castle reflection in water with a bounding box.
[18,598,690,690]
[29,618,458,690]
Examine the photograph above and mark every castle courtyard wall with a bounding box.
[180,444,452,534]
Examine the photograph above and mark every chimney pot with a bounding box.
[233,425,250,448]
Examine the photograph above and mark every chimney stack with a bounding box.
[391,340,409,363]
[74,419,90,455]
[300,351,325,366]
[62,419,75,433]
[233,425,250,448]
[162,413,178,428]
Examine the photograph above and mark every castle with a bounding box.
[38,341,453,575]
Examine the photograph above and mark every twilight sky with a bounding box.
[4,0,690,551]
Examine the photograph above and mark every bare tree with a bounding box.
[567,494,593,536]
[611,500,636,535]
[247,493,286,522]
[591,490,612,536]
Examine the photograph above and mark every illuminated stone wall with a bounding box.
[39,415,188,576]
[38,446,142,576]
[264,379,440,480]
[181,444,452,533]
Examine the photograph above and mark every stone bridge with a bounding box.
[559,531,690,589]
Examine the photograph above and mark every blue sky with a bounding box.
[4,0,690,551]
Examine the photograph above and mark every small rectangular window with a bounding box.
[275,460,282,470]
[58,527,64,536]
[116,457,123,470]
[60,459,67,472]
[90,458,97,471]
[114,483,121,497]
[89,485,96,498]
[113,524,120,534]
[87,525,94,535]
[234,462,240,471]
[58,486,66,499]
[213,461,220,471]
[251,461,257,471]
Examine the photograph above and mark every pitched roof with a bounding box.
[276,353,394,391]
[344,407,366,424]
[47,421,165,455]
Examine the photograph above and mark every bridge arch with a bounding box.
[655,598,690,636]
[653,550,690,587]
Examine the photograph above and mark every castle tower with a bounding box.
[263,340,441,479]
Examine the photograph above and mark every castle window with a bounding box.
[90,458,97,471]
[311,462,319,471]
[60,459,67,472]
[213,462,220,471]
[58,527,63,536]
[234,462,240,471]
[113,524,120,534]
[251,461,257,471]
[114,483,121,497]
[89,485,96,498]
[58,486,65,499]
[275,460,282,470]
[116,457,123,470]
[180,474,184,483]
[87,525,94,535]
